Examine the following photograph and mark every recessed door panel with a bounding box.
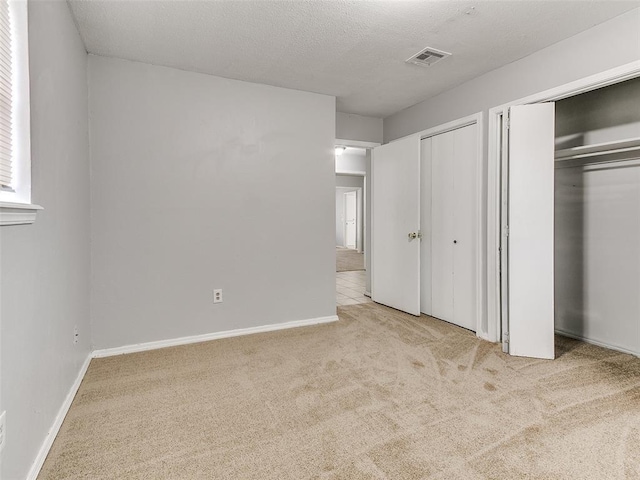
[344,191,357,249]
[452,124,478,331]
[420,137,433,315]
[431,130,455,321]
[507,103,556,359]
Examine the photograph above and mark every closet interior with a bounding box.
[554,77,640,355]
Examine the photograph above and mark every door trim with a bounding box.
[416,113,485,338]
[335,139,381,149]
[488,60,640,346]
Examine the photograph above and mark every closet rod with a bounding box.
[555,137,640,162]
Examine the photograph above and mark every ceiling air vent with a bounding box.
[406,47,451,67]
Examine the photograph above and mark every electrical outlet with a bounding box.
[73,326,79,345]
[213,289,223,304]
[0,410,6,454]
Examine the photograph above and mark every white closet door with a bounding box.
[507,103,556,359]
[420,137,433,314]
[431,130,455,321]
[372,135,421,316]
[452,124,478,331]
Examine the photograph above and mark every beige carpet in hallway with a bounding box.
[39,303,640,479]
[336,246,364,272]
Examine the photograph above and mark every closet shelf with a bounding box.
[555,137,640,162]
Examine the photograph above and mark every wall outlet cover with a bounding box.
[213,289,223,304]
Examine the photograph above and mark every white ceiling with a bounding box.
[67,1,638,118]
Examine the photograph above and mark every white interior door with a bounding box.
[506,103,556,359]
[372,135,421,315]
[344,191,357,249]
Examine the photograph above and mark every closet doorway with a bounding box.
[554,78,640,356]
[371,114,483,332]
[492,69,640,360]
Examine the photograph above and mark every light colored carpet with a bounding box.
[39,303,640,479]
[336,247,365,272]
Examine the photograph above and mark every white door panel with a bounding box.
[420,138,433,315]
[372,135,421,315]
[345,191,357,249]
[452,124,478,331]
[431,131,455,321]
[507,103,556,359]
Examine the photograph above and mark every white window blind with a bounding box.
[0,0,12,189]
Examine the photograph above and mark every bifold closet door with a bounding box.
[428,124,478,331]
[452,124,478,331]
[430,131,455,321]
[507,103,555,359]
[372,135,421,316]
[420,138,433,314]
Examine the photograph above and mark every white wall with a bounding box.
[336,112,383,144]
[335,175,365,189]
[384,8,640,142]
[335,151,367,173]
[555,76,640,148]
[555,161,640,354]
[0,1,91,478]
[364,150,371,293]
[88,56,336,349]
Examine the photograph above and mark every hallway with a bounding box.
[336,271,371,306]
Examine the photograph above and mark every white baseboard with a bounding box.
[92,315,339,358]
[27,353,92,480]
[555,328,640,357]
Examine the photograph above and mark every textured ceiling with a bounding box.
[67,0,638,118]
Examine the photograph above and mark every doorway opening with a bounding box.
[492,66,640,359]
[335,144,373,307]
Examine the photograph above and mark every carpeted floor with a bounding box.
[336,246,365,272]
[39,303,640,479]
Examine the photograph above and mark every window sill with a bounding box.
[0,202,43,226]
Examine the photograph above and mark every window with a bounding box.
[0,0,41,225]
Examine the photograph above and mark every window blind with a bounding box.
[0,0,12,189]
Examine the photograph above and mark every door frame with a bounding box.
[488,60,640,349]
[413,113,485,337]
[336,138,380,296]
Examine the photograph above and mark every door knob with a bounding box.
[408,232,417,239]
